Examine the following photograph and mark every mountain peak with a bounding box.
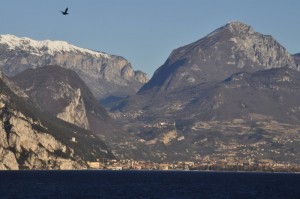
[139,21,297,94]
[207,21,254,38]
[226,21,255,35]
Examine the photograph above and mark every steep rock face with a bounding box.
[0,110,84,170]
[13,66,92,130]
[0,74,114,170]
[57,88,90,130]
[139,21,297,93]
[12,66,118,141]
[0,92,84,170]
[0,34,148,99]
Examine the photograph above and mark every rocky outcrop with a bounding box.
[13,66,92,130]
[0,97,85,170]
[56,88,90,130]
[0,73,114,170]
[0,34,148,99]
[12,66,118,141]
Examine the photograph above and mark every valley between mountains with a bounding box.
[0,21,300,170]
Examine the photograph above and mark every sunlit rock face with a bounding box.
[12,66,118,141]
[13,66,92,130]
[0,34,148,99]
[57,88,90,130]
[0,96,86,170]
[0,74,114,170]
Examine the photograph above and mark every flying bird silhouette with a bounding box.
[60,7,69,15]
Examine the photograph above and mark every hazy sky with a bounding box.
[0,0,299,78]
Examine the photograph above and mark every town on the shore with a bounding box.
[88,158,300,172]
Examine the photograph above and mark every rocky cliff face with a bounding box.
[56,88,90,130]
[0,34,148,99]
[0,73,114,170]
[12,66,118,141]
[0,109,85,170]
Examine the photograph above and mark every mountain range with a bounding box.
[1,21,300,168]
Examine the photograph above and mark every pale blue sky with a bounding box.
[0,0,299,77]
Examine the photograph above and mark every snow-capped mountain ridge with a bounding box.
[0,34,148,99]
[0,34,110,58]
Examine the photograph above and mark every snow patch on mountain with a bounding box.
[0,34,110,58]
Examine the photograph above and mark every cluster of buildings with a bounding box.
[87,158,300,172]
[87,159,194,171]
[108,111,143,120]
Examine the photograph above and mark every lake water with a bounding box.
[0,170,299,198]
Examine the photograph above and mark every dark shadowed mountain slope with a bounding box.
[116,67,300,124]
[178,67,300,123]
[0,73,114,169]
[12,65,119,141]
[139,21,297,94]
[294,53,300,66]
[109,67,300,162]
[0,34,148,100]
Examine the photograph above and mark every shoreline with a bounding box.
[0,169,299,174]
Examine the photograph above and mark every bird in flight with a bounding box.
[60,7,69,15]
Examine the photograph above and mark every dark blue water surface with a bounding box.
[0,170,299,199]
